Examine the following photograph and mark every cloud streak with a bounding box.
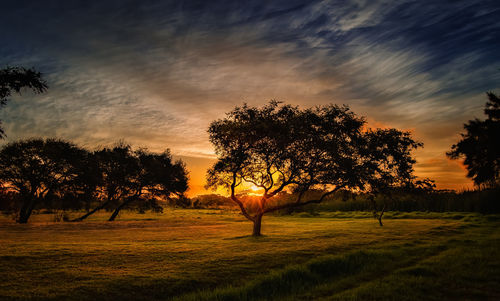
[1,0,499,194]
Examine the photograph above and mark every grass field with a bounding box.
[0,210,499,300]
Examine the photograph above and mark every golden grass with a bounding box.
[0,210,488,300]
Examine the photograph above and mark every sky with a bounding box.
[1,0,499,196]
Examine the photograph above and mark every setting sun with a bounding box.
[250,185,261,192]
[0,1,498,300]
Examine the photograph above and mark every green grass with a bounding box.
[0,210,498,300]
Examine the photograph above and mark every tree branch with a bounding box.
[230,172,255,222]
[242,177,266,189]
[265,167,296,198]
[263,186,341,214]
[264,164,275,191]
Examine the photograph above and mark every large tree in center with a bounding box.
[207,101,421,236]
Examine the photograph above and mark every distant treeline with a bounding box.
[2,181,499,219]
[274,188,500,214]
[168,188,500,214]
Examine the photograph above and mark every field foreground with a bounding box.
[0,210,499,300]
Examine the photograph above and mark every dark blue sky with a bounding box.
[1,0,499,193]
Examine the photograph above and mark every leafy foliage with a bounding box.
[74,143,189,221]
[0,66,48,138]
[447,92,500,187]
[0,138,85,223]
[0,138,188,223]
[207,101,421,235]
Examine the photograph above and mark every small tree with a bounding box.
[0,66,47,138]
[0,138,86,223]
[207,101,421,236]
[362,129,423,226]
[447,92,500,188]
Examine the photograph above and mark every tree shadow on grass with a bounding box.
[223,234,270,240]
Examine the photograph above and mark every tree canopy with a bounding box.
[0,66,48,138]
[0,138,189,223]
[447,92,500,188]
[72,144,189,222]
[207,101,422,235]
[106,147,189,221]
[0,138,85,223]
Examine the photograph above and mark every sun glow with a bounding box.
[250,185,260,192]
[245,184,263,196]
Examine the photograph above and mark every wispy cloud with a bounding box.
[1,0,499,193]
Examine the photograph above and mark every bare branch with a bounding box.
[264,164,275,191]
[230,172,255,222]
[242,176,266,189]
[263,186,341,214]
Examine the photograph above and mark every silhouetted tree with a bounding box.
[207,101,421,235]
[72,144,139,221]
[0,66,47,138]
[447,92,500,188]
[362,129,423,226]
[0,138,86,223]
[72,151,103,212]
[73,144,189,221]
[107,149,188,221]
[366,177,435,226]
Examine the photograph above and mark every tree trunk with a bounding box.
[108,196,136,221]
[17,197,36,224]
[252,214,263,236]
[108,202,125,221]
[17,210,29,223]
[378,204,386,227]
[72,200,110,222]
[84,192,92,212]
[17,203,30,224]
[378,214,383,226]
[17,198,35,224]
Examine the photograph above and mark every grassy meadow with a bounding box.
[0,209,499,300]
